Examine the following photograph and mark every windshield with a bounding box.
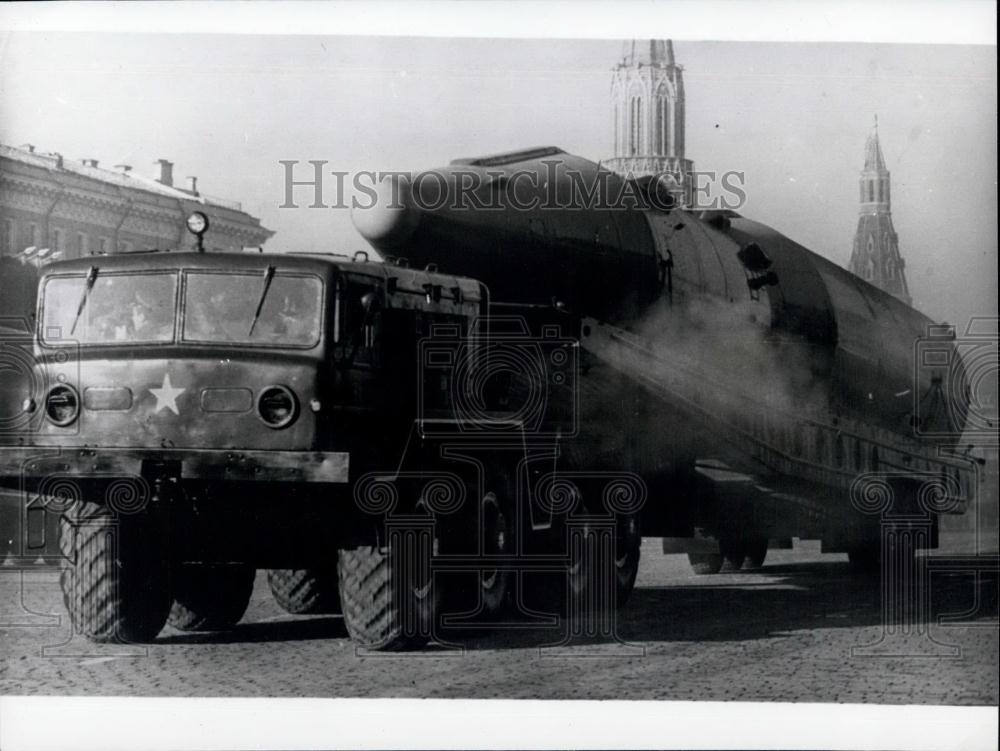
[42,272,177,344]
[183,271,322,347]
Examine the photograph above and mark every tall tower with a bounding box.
[605,39,694,205]
[848,118,912,306]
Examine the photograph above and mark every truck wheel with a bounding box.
[565,514,603,612]
[743,535,769,570]
[168,564,256,631]
[59,501,170,643]
[719,535,747,572]
[565,511,641,612]
[477,491,511,616]
[848,543,882,575]
[614,513,641,606]
[688,552,723,575]
[338,540,436,651]
[267,568,342,615]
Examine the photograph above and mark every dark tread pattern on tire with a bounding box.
[168,564,256,631]
[267,568,342,615]
[337,546,426,651]
[59,501,170,643]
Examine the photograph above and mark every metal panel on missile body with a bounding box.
[723,216,965,437]
[722,218,837,349]
[647,210,771,308]
[676,219,731,300]
[643,209,813,417]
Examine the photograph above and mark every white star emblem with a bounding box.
[149,373,185,415]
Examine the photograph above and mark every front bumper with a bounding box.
[0,446,350,484]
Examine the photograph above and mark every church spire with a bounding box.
[848,117,912,306]
[621,39,675,68]
[864,115,887,171]
[606,39,694,205]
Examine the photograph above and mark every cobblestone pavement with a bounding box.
[1,539,996,703]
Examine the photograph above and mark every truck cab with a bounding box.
[0,247,487,645]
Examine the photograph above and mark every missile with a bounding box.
[352,146,971,438]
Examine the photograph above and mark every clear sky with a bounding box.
[1,32,995,326]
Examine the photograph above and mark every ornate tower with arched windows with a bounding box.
[848,118,911,306]
[605,39,694,205]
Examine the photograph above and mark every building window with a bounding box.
[1,218,13,256]
[98,237,109,254]
[628,94,645,156]
[637,99,644,154]
[654,88,669,156]
[868,182,874,202]
[51,228,64,253]
[629,96,638,155]
[27,223,39,248]
[77,233,87,258]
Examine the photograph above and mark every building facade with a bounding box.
[847,122,912,306]
[0,143,273,263]
[604,39,694,205]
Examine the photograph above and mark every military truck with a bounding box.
[1,148,981,649]
[0,241,611,650]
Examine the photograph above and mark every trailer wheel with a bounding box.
[168,564,256,631]
[59,501,170,643]
[848,543,881,575]
[267,568,342,615]
[565,510,641,612]
[719,535,747,572]
[338,537,436,651]
[743,535,769,570]
[566,516,596,606]
[477,491,511,616]
[687,552,723,575]
[613,513,641,606]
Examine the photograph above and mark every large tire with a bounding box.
[613,513,641,607]
[477,491,511,616]
[719,534,747,572]
[848,543,882,575]
[743,535,769,570]
[267,568,342,615]
[442,490,512,622]
[564,511,640,614]
[688,552,723,575]
[59,501,170,643]
[338,539,436,651]
[168,564,256,631]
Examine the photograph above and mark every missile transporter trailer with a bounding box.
[353,147,980,579]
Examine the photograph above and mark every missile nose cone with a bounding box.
[351,173,421,249]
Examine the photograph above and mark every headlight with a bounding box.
[186,211,209,236]
[257,385,297,429]
[45,384,80,426]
